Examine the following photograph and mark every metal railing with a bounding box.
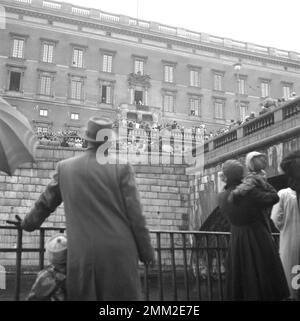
[0,225,235,301]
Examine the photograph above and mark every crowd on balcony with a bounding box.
[36,91,299,149]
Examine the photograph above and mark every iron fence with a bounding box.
[0,225,279,301]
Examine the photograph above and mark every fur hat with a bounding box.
[45,234,67,266]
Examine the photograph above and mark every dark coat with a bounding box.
[218,185,290,301]
[22,149,155,301]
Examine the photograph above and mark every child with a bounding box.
[26,234,67,301]
[229,152,271,199]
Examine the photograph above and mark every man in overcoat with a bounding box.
[21,117,155,301]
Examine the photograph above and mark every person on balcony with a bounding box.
[271,150,300,300]
[218,159,289,301]
[20,117,155,301]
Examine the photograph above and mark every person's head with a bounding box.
[81,116,117,149]
[222,159,244,187]
[280,150,300,192]
[45,234,67,266]
[245,151,267,172]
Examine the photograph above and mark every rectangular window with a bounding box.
[164,65,174,83]
[39,109,48,117]
[214,74,223,91]
[190,98,201,116]
[164,95,174,112]
[12,39,24,58]
[71,113,79,120]
[238,78,245,95]
[40,75,52,96]
[42,43,54,63]
[190,70,200,87]
[283,85,291,99]
[101,85,112,104]
[103,54,112,73]
[134,59,144,75]
[9,71,21,91]
[261,82,269,98]
[214,101,224,119]
[71,79,82,100]
[240,104,247,121]
[72,48,83,68]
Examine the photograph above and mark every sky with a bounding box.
[61,0,300,53]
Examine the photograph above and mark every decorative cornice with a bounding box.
[211,69,225,74]
[37,68,57,74]
[6,63,27,69]
[161,60,177,66]
[187,64,202,70]
[212,96,226,100]
[70,43,88,49]
[99,48,117,55]
[3,4,300,69]
[187,92,202,97]
[9,32,29,39]
[40,37,59,44]
[131,54,148,61]
[161,88,178,93]
[127,73,151,87]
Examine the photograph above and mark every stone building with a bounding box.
[1,0,300,133]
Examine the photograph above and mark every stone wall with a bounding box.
[0,146,189,266]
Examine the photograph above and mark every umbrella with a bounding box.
[0,97,38,175]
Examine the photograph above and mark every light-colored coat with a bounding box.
[22,149,155,301]
[271,188,300,300]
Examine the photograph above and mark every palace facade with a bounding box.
[1,0,300,133]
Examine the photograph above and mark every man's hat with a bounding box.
[80,116,118,142]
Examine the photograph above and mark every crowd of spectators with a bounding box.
[37,130,87,148]
[36,92,298,150]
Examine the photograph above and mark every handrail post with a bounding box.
[39,229,45,270]
[14,227,23,301]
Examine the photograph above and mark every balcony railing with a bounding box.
[282,98,300,120]
[243,112,274,136]
[213,130,237,149]
[203,96,300,153]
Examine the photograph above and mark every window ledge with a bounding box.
[9,57,26,62]
[188,85,201,89]
[5,90,23,96]
[213,90,225,94]
[67,99,84,105]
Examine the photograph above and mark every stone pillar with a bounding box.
[119,15,130,25]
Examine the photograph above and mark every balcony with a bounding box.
[201,96,300,167]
